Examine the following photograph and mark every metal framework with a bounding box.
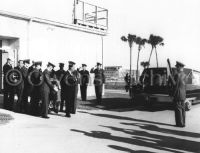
[73,0,108,31]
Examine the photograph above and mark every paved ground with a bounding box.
[0,90,200,153]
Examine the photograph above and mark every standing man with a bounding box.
[30,61,42,116]
[22,59,30,113]
[40,62,57,119]
[3,58,14,110]
[77,64,89,101]
[90,62,105,104]
[56,63,65,112]
[170,61,187,127]
[61,61,79,117]
[14,60,26,112]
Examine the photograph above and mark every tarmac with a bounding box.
[0,90,200,153]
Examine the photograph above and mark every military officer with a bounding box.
[3,58,14,110]
[30,61,42,116]
[14,60,27,112]
[77,64,90,101]
[49,68,60,114]
[40,62,57,119]
[170,61,187,127]
[61,61,79,117]
[56,63,65,112]
[90,62,105,104]
[22,59,30,113]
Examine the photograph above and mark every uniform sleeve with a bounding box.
[44,71,54,90]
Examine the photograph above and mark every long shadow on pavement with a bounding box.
[108,145,155,153]
[78,111,200,138]
[71,128,200,153]
[78,97,174,112]
[78,111,174,127]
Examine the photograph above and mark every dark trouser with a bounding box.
[95,85,103,104]
[41,89,50,117]
[80,85,87,101]
[22,84,29,113]
[174,100,186,127]
[60,88,65,111]
[3,83,14,110]
[15,83,24,112]
[65,85,78,115]
[50,90,59,112]
[30,87,41,116]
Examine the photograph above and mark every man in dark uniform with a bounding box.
[77,64,89,101]
[61,61,79,117]
[56,63,65,112]
[49,68,60,114]
[90,62,105,104]
[40,62,56,118]
[3,58,14,110]
[30,61,42,116]
[14,60,27,112]
[170,61,187,127]
[22,59,30,113]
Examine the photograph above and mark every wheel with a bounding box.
[185,100,192,111]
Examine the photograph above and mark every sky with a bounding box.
[1,0,200,70]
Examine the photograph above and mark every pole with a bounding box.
[130,46,132,97]
[101,36,104,68]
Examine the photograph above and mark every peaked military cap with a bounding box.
[47,62,55,68]
[34,61,42,66]
[82,64,87,67]
[97,62,102,66]
[59,63,65,67]
[23,59,30,64]
[68,61,76,66]
[175,61,185,68]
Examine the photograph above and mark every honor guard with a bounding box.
[77,64,89,101]
[14,60,27,112]
[22,59,30,113]
[90,62,105,104]
[61,61,79,117]
[41,62,56,119]
[30,61,42,116]
[170,61,187,127]
[3,58,14,110]
[55,63,66,112]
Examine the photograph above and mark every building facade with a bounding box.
[0,0,108,96]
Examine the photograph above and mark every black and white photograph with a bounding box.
[0,0,200,152]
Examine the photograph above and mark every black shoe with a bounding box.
[65,114,71,118]
[42,116,50,119]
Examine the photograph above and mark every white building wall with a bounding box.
[0,14,104,96]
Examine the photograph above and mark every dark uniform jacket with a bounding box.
[41,69,54,92]
[90,68,105,85]
[3,63,13,87]
[56,69,65,81]
[78,69,89,86]
[3,63,12,76]
[173,71,187,101]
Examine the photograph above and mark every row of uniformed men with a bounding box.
[3,58,105,118]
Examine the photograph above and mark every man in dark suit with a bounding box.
[14,60,27,112]
[90,62,105,104]
[56,63,65,112]
[22,59,30,113]
[170,61,187,127]
[40,62,56,119]
[61,61,79,117]
[3,58,14,110]
[78,64,89,101]
[30,61,42,116]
